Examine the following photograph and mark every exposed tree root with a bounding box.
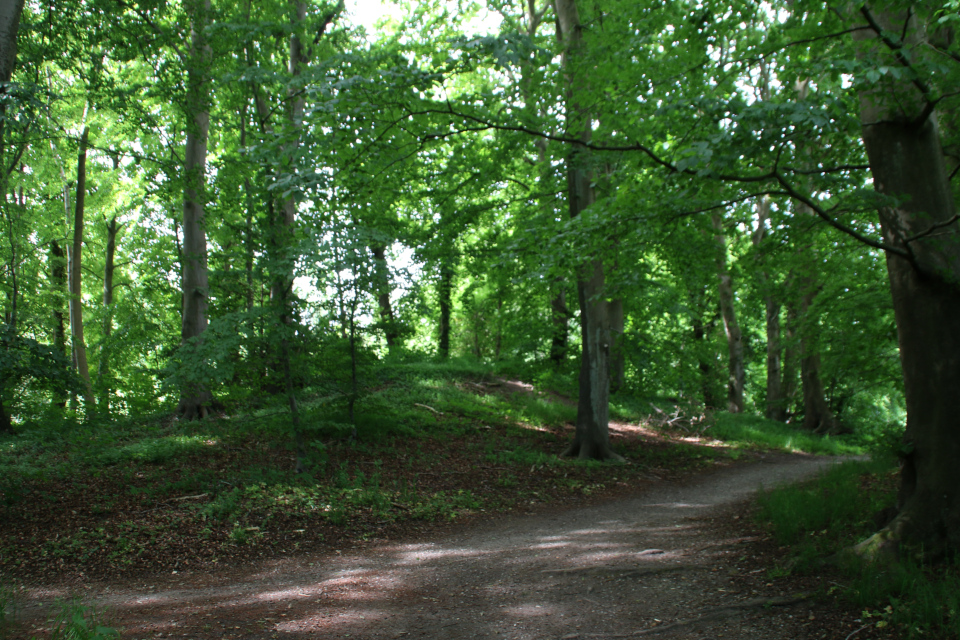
[560,595,810,638]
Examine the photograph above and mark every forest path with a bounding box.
[20,454,861,640]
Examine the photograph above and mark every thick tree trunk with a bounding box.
[849,5,960,561]
[370,244,399,348]
[556,0,619,460]
[438,260,453,358]
[711,214,745,413]
[98,216,118,413]
[69,127,95,412]
[178,0,217,421]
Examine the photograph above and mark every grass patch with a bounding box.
[706,413,863,455]
[755,457,960,638]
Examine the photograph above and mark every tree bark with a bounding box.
[851,4,960,560]
[69,127,95,412]
[178,0,217,421]
[49,239,67,407]
[0,0,24,335]
[751,199,786,421]
[98,216,119,413]
[796,287,843,434]
[711,214,745,413]
[549,287,569,367]
[691,308,719,409]
[608,297,625,393]
[370,244,399,348]
[782,302,800,415]
[438,259,453,358]
[555,0,619,461]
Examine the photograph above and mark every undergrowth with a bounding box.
[755,458,960,638]
[707,413,862,455]
[2,361,861,582]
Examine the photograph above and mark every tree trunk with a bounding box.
[691,310,719,409]
[549,287,569,367]
[782,303,800,416]
[751,198,786,421]
[98,216,118,413]
[711,214,745,413]
[177,0,217,421]
[69,126,95,412]
[608,298,625,393]
[763,295,785,420]
[370,243,399,348]
[851,4,960,561]
[796,288,843,434]
[438,260,453,358]
[555,0,619,460]
[240,105,255,313]
[0,0,24,338]
[565,258,620,459]
[49,239,67,407]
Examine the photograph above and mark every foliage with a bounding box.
[707,413,863,456]
[755,458,960,638]
[49,599,119,640]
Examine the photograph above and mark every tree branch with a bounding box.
[904,214,960,244]
[773,169,910,258]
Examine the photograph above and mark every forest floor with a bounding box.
[6,454,901,640]
[1,374,898,639]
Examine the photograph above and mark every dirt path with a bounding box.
[17,454,872,640]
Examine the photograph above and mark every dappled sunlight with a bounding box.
[503,602,561,618]
[394,544,490,564]
[277,608,389,632]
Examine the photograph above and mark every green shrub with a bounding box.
[49,599,119,640]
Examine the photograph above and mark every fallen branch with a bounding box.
[414,403,443,415]
[167,493,209,502]
[844,624,870,640]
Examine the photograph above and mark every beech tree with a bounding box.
[847,1,960,560]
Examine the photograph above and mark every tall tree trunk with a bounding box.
[782,302,800,416]
[69,127,94,412]
[49,239,67,407]
[851,4,960,560]
[691,306,719,409]
[438,260,453,358]
[98,216,118,413]
[608,297,625,393]
[370,243,399,348]
[711,214,745,413]
[0,0,24,336]
[549,287,569,367]
[796,287,842,434]
[239,105,255,313]
[265,0,342,471]
[752,198,786,421]
[556,0,619,461]
[178,0,217,420]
